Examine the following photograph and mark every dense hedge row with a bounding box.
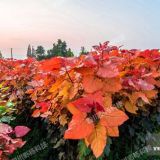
[0,42,160,159]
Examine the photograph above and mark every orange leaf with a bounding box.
[130,92,149,104]
[64,113,94,139]
[143,90,158,99]
[125,101,138,114]
[32,110,40,118]
[104,93,112,108]
[155,80,160,87]
[59,114,68,126]
[67,103,82,115]
[75,67,94,76]
[103,78,122,93]
[49,78,64,93]
[97,61,119,78]
[106,126,119,137]
[86,123,107,158]
[82,75,103,93]
[100,107,128,127]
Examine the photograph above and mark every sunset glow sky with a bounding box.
[0,0,160,59]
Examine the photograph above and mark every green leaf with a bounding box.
[6,102,14,108]
[78,140,91,160]
[2,86,9,91]
[0,105,6,113]
[0,116,15,123]
[104,137,112,157]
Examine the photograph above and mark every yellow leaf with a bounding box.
[58,80,72,105]
[87,123,107,158]
[84,138,89,147]
[49,78,64,93]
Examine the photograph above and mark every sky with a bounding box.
[0,0,160,59]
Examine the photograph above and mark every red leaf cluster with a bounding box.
[0,41,160,158]
[0,123,30,160]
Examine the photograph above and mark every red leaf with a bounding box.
[70,92,105,113]
[97,61,119,78]
[81,55,97,67]
[14,126,30,138]
[71,97,93,113]
[40,57,65,71]
[38,102,50,113]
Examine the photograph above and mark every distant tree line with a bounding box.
[27,39,88,60]
[0,51,3,59]
[0,39,88,60]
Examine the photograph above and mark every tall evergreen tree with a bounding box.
[80,46,88,55]
[31,46,36,57]
[27,44,32,57]
[67,48,74,57]
[35,46,45,60]
[46,39,74,58]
